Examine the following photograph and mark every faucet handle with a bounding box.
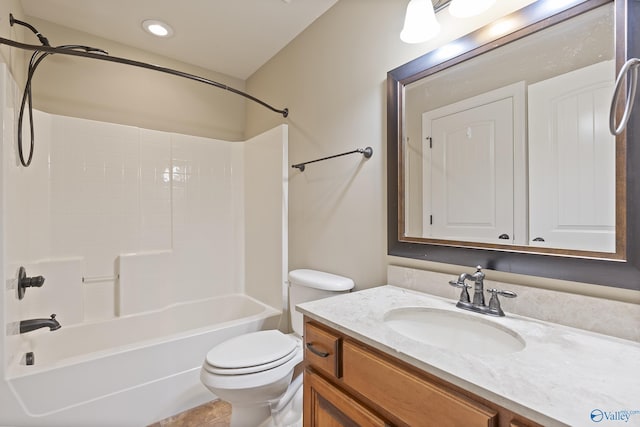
[17,266,46,300]
[448,279,470,288]
[486,288,517,316]
[487,289,517,298]
[449,280,471,304]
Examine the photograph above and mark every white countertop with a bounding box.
[296,285,640,427]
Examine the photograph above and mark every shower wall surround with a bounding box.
[5,110,243,323]
[0,64,288,380]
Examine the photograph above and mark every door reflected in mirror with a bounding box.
[402,2,616,253]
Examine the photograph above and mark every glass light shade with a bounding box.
[400,0,441,44]
[449,0,496,18]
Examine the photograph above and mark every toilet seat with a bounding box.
[203,347,298,375]
[204,330,299,375]
[201,339,303,391]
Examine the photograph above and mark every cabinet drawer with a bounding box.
[342,341,498,427]
[304,322,341,378]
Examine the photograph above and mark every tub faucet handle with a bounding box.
[18,266,46,300]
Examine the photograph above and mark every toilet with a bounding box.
[200,269,354,427]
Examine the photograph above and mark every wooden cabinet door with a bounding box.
[303,369,388,427]
[342,341,497,427]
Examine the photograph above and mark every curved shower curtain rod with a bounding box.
[0,36,289,118]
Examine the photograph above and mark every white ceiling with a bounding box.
[19,0,338,80]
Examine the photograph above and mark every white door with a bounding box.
[528,60,615,252]
[423,84,523,244]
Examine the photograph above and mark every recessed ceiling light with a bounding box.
[142,19,174,37]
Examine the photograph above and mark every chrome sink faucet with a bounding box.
[449,266,516,316]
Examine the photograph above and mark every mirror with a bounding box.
[404,3,614,252]
[388,0,640,290]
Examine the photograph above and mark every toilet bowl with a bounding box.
[201,330,303,426]
[200,269,354,427]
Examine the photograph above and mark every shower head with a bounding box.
[8,14,108,56]
[9,13,50,46]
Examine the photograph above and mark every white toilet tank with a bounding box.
[288,269,354,336]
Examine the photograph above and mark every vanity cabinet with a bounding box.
[305,369,388,426]
[303,319,542,427]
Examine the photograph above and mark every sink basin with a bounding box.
[383,307,525,356]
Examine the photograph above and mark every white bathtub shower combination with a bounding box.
[0,64,289,426]
[7,294,280,426]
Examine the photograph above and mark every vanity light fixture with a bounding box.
[400,0,496,44]
[142,19,174,37]
[400,0,440,44]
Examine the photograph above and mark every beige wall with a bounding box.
[245,0,639,303]
[15,16,247,141]
[0,0,26,84]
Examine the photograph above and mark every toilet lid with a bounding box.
[203,346,299,375]
[205,330,297,370]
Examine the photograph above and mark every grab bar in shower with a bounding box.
[291,147,373,172]
[610,58,640,135]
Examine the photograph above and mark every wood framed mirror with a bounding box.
[387,0,640,290]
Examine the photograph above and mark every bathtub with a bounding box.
[6,294,281,427]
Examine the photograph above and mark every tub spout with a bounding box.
[20,314,61,333]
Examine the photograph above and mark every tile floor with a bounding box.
[148,400,231,427]
[150,366,304,426]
